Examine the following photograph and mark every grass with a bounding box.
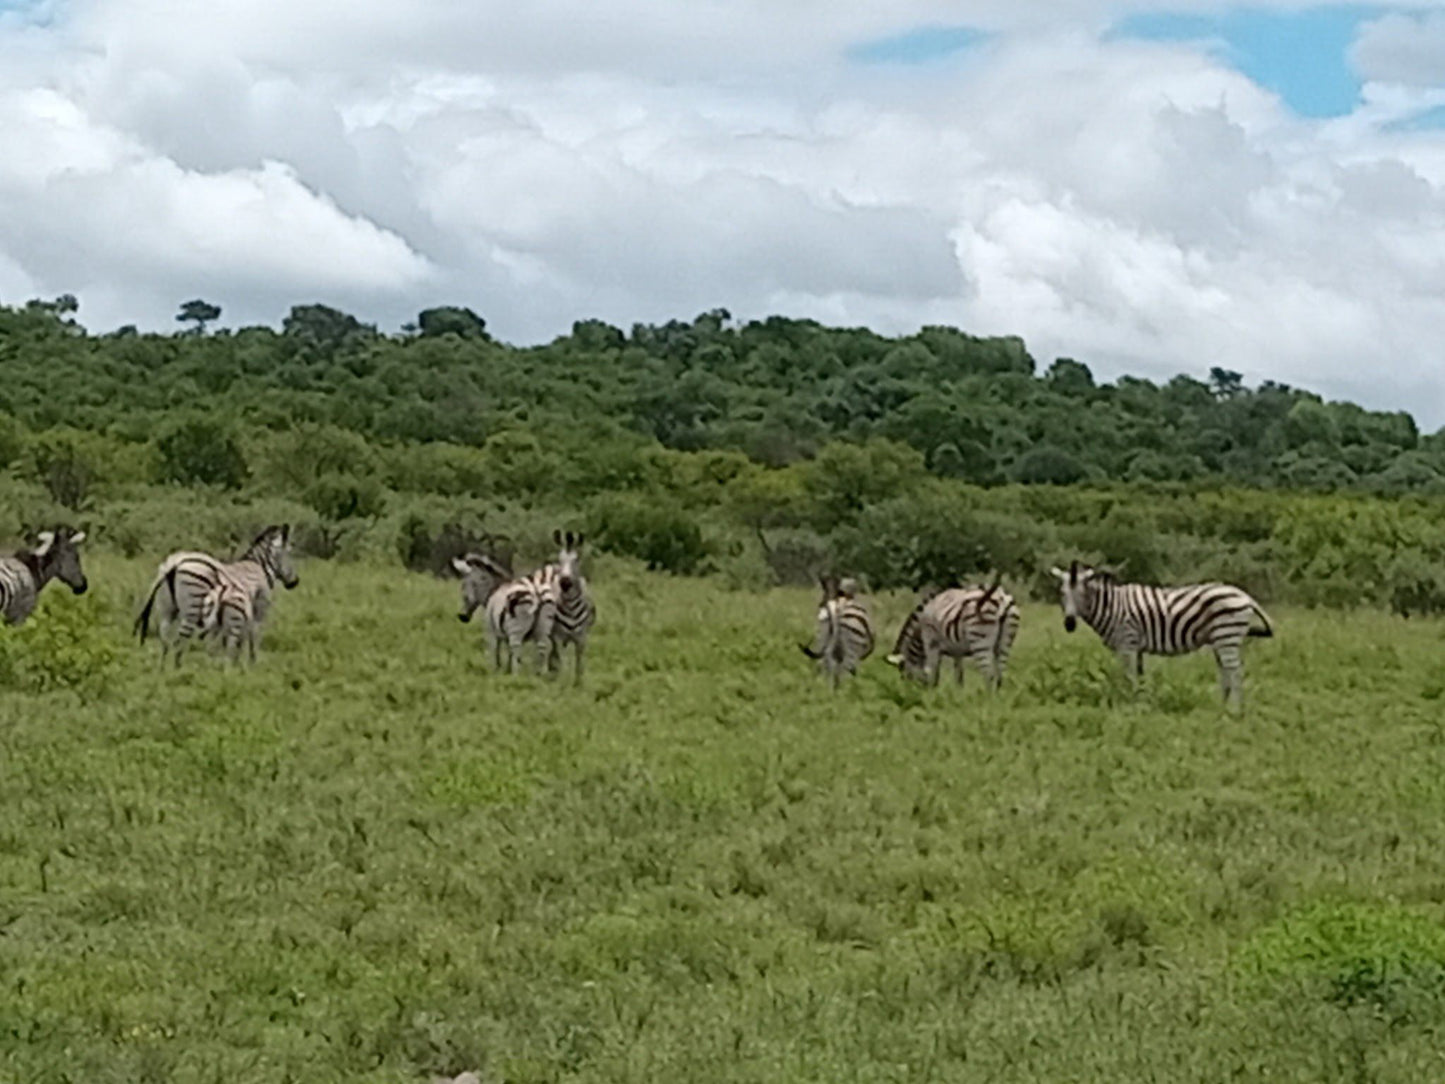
[4,554,1445,1082]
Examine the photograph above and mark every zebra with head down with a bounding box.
[453,552,555,675]
[800,575,874,688]
[887,578,1020,690]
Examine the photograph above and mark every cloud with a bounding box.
[4,1,1445,429]
[1351,11,1445,88]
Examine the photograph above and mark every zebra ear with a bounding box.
[451,557,471,576]
[70,530,86,545]
[34,531,55,557]
[574,532,584,549]
[553,529,563,547]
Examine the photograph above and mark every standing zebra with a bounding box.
[452,552,555,675]
[529,530,597,684]
[135,525,298,665]
[886,580,1020,689]
[799,575,874,688]
[1,528,88,626]
[1051,561,1273,707]
[197,579,258,666]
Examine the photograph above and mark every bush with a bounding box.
[155,416,249,488]
[587,494,711,574]
[396,515,513,577]
[0,590,119,695]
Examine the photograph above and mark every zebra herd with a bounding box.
[3,524,1274,705]
[803,560,1273,708]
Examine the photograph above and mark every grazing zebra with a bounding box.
[799,575,874,688]
[886,580,1020,689]
[529,530,597,683]
[1,528,88,626]
[1051,561,1273,707]
[197,580,258,665]
[452,553,555,675]
[135,524,298,665]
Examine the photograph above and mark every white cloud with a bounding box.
[1352,11,1445,88]
[3,1,1445,428]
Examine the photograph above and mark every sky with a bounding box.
[3,2,1445,428]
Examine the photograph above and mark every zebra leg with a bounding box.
[1214,644,1244,709]
[953,655,965,686]
[1118,648,1141,690]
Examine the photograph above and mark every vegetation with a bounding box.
[4,560,1445,1081]
[3,295,1445,609]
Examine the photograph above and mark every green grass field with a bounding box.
[5,555,1445,1082]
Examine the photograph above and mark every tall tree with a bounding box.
[176,299,222,335]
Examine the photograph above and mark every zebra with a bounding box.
[1051,561,1274,707]
[452,552,555,675]
[1,527,88,626]
[528,530,597,683]
[134,524,299,665]
[799,575,874,688]
[196,579,258,666]
[886,580,1020,689]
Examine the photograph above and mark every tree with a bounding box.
[1209,368,1245,399]
[176,299,222,335]
[417,306,488,339]
[155,417,248,488]
[1011,445,1088,485]
[1046,358,1095,396]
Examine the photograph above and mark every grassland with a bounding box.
[5,554,1445,1082]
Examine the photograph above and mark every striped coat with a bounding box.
[135,525,298,665]
[1052,561,1273,706]
[800,576,874,688]
[887,581,1020,689]
[0,528,88,626]
[453,553,555,675]
[528,530,597,683]
[197,580,258,665]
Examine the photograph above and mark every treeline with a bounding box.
[2,296,1445,612]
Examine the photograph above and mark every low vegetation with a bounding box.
[3,555,1445,1081]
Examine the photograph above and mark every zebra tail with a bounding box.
[799,643,821,659]
[1247,603,1274,638]
[134,567,173,643]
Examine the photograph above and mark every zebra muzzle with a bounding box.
[1064,615,1077,633]
[458,612,472,624]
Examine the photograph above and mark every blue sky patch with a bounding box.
[1111,5,1383,118]
[848,25,990,65]
[1384,103,1445,131]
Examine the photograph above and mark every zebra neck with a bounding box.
[244,553,277,587]
[17,551,49,590]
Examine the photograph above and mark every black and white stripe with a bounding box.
[197,580,258,665]
[135,524,298,665]
[453,553,555,674]
[1052,561,1273,706]
[800,576,874,688]
[886,580,1020,689]
[1,528,88,626]
[529,530,597,683]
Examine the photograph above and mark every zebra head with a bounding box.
[32,527,88,595]
[452,553,510,623]
[552,530,584,593]
[1051,560,1097,632]
[255,525,299,589]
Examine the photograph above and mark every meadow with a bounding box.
[4,553,1445,1083]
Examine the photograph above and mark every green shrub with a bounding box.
[587,494,711,574]
[0,591,119,695]
[155,416,249,488]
